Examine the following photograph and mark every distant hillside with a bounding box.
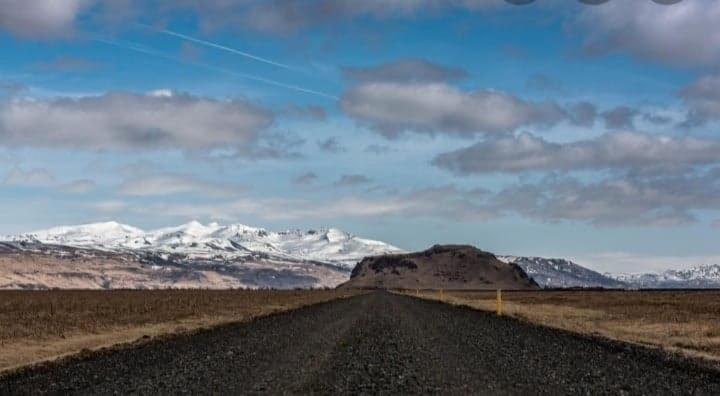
[609,264,720,289]
[499,256,626,289]
[341,245,540,290]
[0,221,403,290]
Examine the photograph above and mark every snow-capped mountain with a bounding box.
[498,256,626,289]
[6,222,720,290]
[608,264,720,289]
[0,221,404,290]
[7,221,403,268]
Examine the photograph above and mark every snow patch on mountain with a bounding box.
[499,256,626,289]
[0,221,404,290]
[608,264,720,288]
[7,221,404,269]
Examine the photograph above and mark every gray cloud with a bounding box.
[118,174,241,197]
[642,112,673,126]
[59,179,96,194]
[3,169,95,194]
[225,131,305,160]
[364,144,394,155]
[3,167,55,186]
[0,81,26,96]
[0,90,274,151]
[679,73,720,126]
[0,1,502,39]
[341,82,566,138]
[526,73,563,92]
[293,171,318,185]
[567,101,597,127]
[334,174,372,186]
[0,0,85,37]
[34,55,101,72]
[433,132,720,174]
[122,183,495,222]
[91,200,128,212]
[283,105,327,120]
[342,59,467,83]
[578,0,720,66]
[100,170,720,227]
[165,0,499,34]
[317,137,347,153]
[494,169,720,226]
[601,106,637,130]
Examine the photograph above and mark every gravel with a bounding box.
[2,292,720,395]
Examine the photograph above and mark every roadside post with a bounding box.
[496,289,503,315]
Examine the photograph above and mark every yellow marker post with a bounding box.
[496,289,503,315]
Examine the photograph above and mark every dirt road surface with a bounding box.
[2,292,719,395]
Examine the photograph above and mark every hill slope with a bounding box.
[609,264,720,288]
[341,245,539,290]
[499,256,626,288]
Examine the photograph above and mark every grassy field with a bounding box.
[406,290,720,361]
[0,289,361,371]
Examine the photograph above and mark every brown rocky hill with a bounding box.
[340,244,540,290]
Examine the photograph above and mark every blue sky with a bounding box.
[2,0,720,272]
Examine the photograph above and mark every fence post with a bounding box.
[440,288,444,300]
[496,289,502,315]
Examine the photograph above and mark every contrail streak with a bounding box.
[93,37,337,100]
[137,24,296,71]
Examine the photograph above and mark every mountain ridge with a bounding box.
[5,221,403,269]
[3,221,720,289]
[0,221,404,290]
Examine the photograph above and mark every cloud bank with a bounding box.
[434,132,720,174]
[0,91,273,151]
[341,82,566,138]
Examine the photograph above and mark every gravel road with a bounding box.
[2,292,720,395]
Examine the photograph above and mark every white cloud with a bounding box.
[59,179,96,194]
[342,59,467,83]
[92,200,128,212]
[434,132,720,174]
[341,82,565,138]
[0,91,273,151]
[579,0,720,66]
[293,172,318,185]
[117,174,241,197]
[3,167,55,186]
[334,174,372,186]
[165,0,499,33]
[117,184,493,222]
[0,0,85,37]
[680,73,720,125]
[493,169,720,226]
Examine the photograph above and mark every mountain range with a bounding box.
[1,221,719,289]
[498,256,626,289]
[0,221,402,290]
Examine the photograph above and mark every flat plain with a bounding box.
[0,289,361,371]
[410,289,720,361]
[2,292,720,395]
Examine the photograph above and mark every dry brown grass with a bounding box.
[405,290,720,361]
[0,289,361,371]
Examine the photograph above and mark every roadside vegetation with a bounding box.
[407,290,720,361]
[0,289,361,371]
